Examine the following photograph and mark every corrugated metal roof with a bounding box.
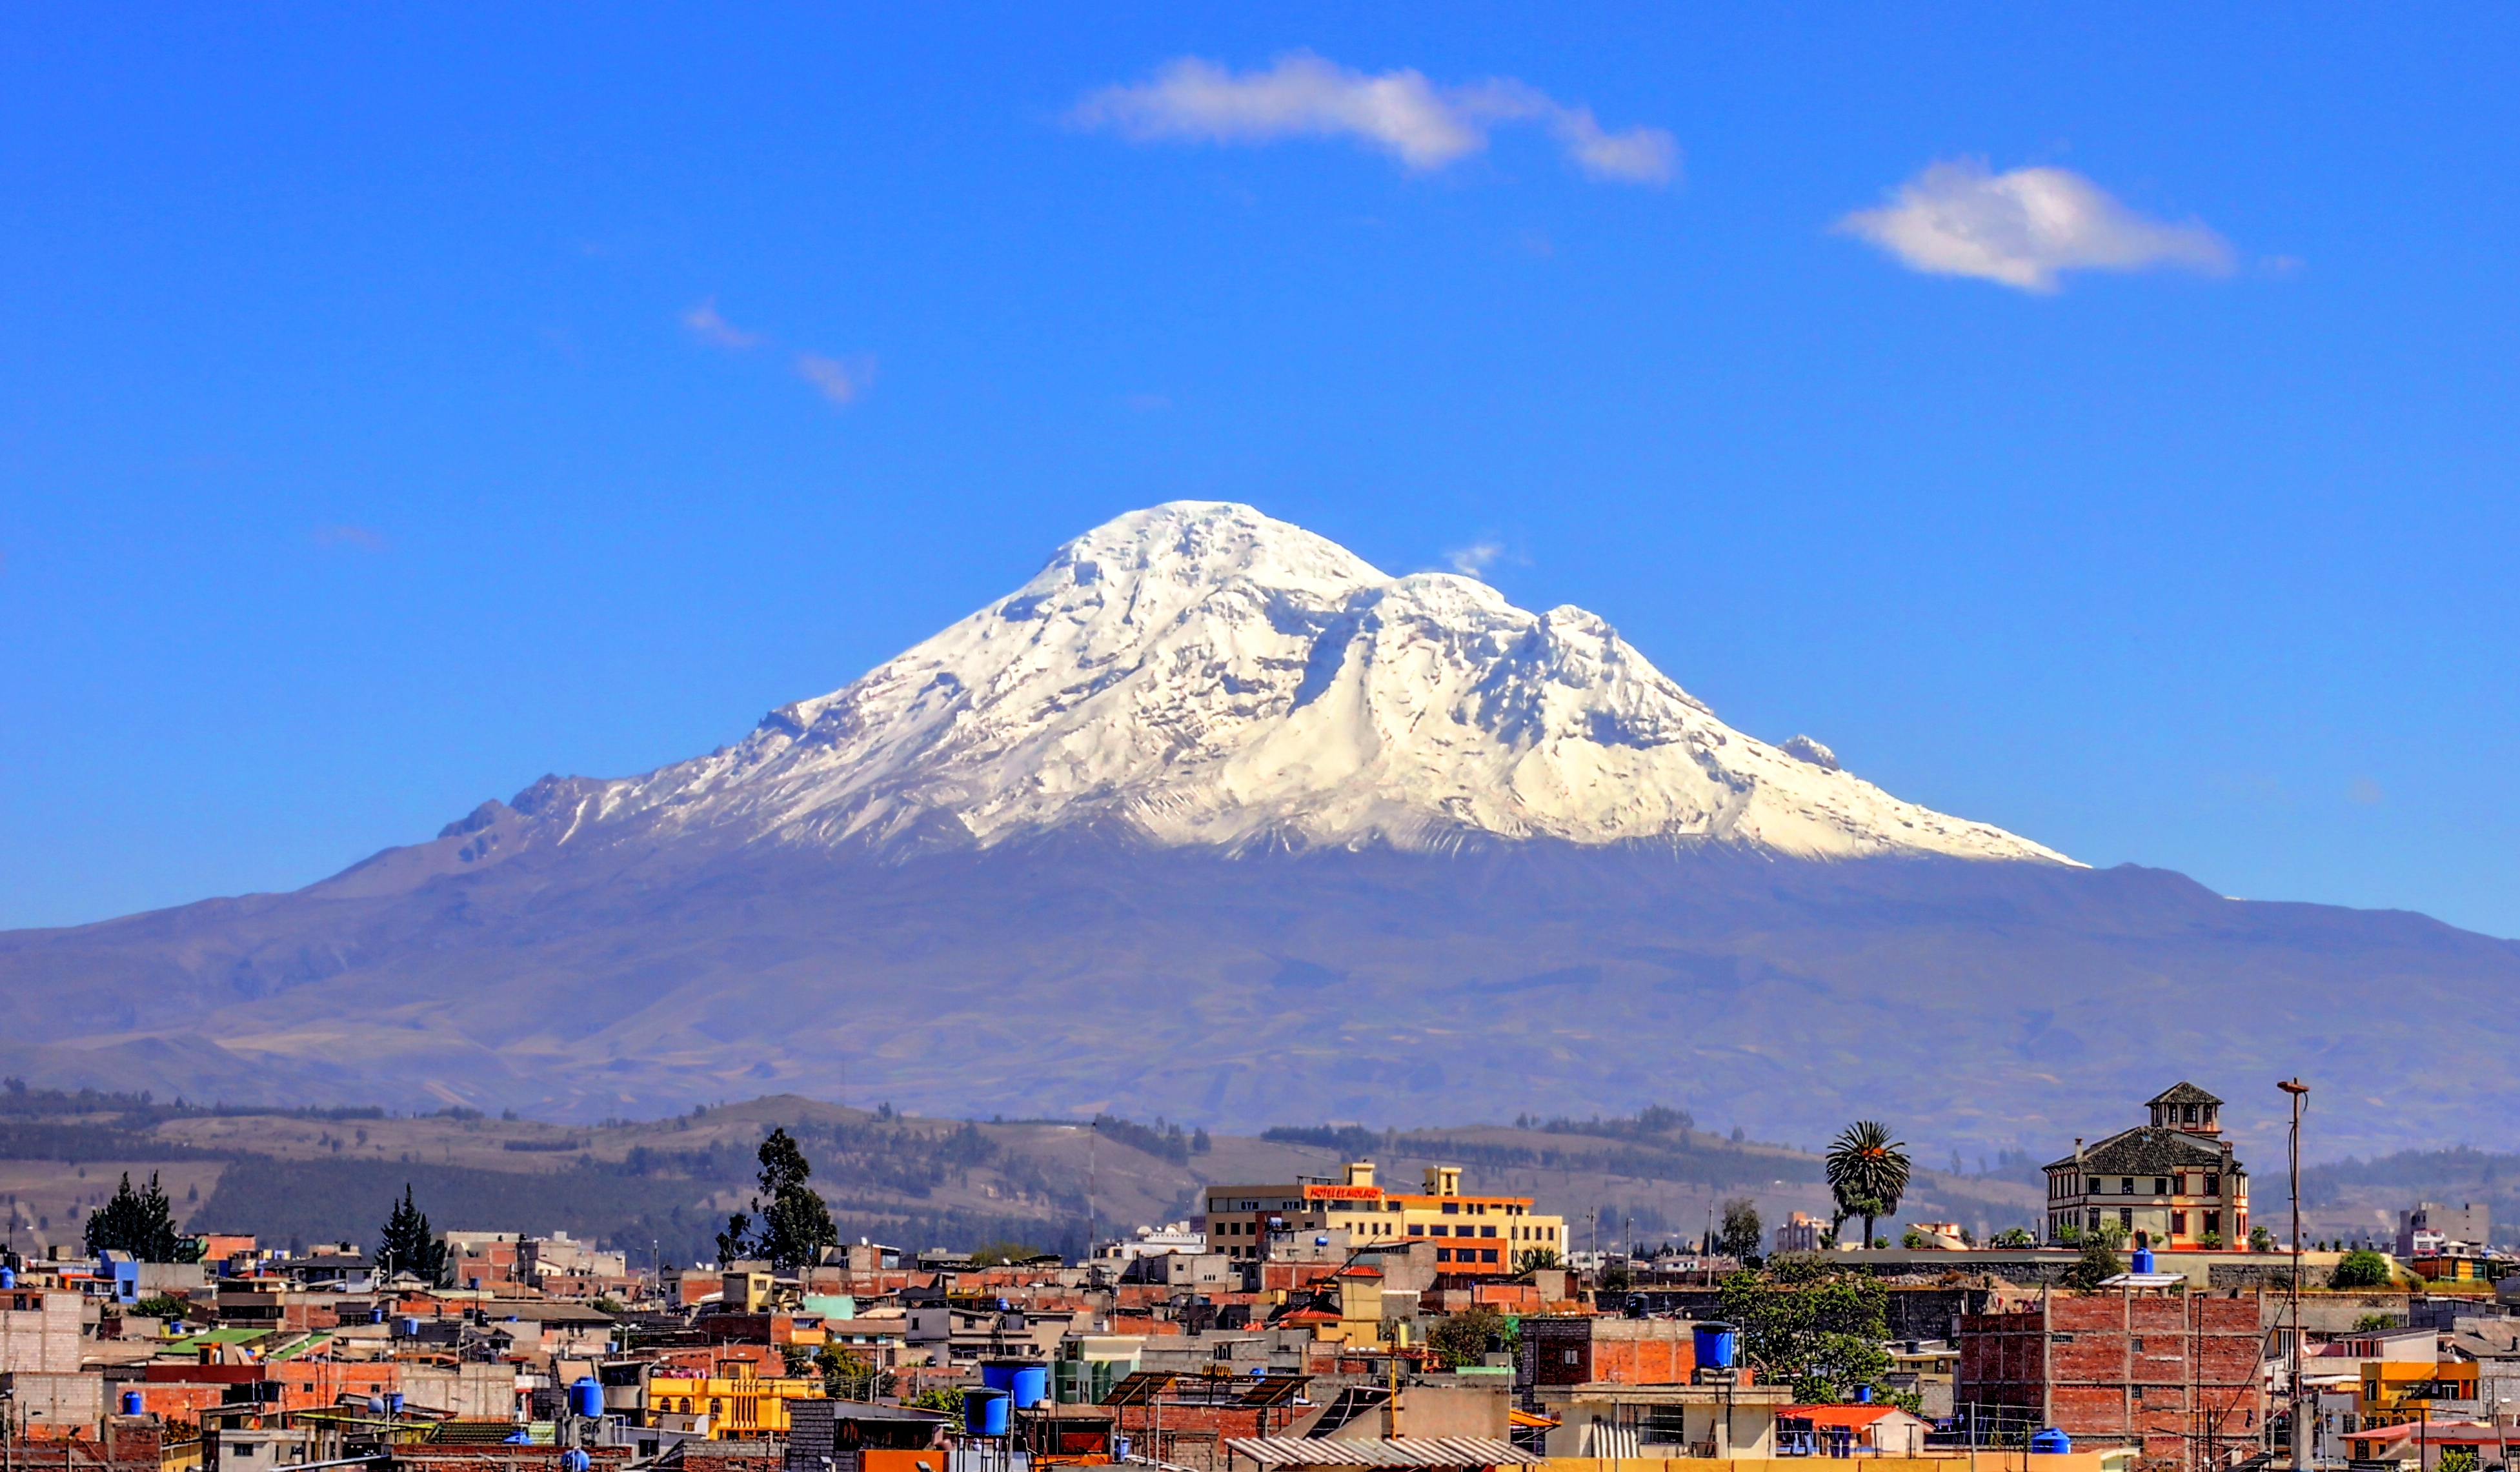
[1222,1437,1537,1467]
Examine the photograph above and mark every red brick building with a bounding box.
[1957,1287,2265,1469]
[1523,1316,1698,1387]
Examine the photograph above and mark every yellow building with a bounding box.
[2359,1360,2481,1426]
[645,1364,823,1435]
[1205,1162,1564,1275]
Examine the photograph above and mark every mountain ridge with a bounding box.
[1,503,2508,1162]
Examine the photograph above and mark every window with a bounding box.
[2089,1176,2103,1195]
[2204,1174,2220,1196]
[2205,1211,2221,1236]
[1409,1224,1424,1236]
[2171,1212,2187,1236]
[1481,1225,1497,1238]
[1563,1350,1581,1366]
[1442,1202,1458,1215]
[1481,1249,1499,1263]
[2121,1178,2136,1195]
[2119,1207,2134,1231]
[2153,1177,2170,1196]
[1429,1225,1448,1236]
[1435,1248,1453,1262]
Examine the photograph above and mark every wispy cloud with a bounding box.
[1446,541,1506,577]
[794,352,876,407]
[683,298,765,350]
[1835,159,2232,292]
[312,525,387,552]
[1072,52,1677,187]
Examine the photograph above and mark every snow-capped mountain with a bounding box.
[500,502,2070,863]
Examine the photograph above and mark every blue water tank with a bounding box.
[981,1362,1018,1394]
[570,1377,604,1420]
[368,1397,387,1416]
[563,1450,591,1472]
[121,1391,145,1417]
[2031,1429,2073,1455]
[1693,1322,1738,1371]
[2131,1247,2155,1275]
[369,1307,386,1325]
[1008,1364,1049,1409]
[964,1389,1010,1437]
[1,1266,15,1288]
[1855,1385,1873,1404]
[399,1316,421,1337]
[387,1393,405,1415]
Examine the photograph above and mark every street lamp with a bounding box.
[2280,1078,2310,1472]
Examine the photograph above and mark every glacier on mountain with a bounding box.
[505,503,2073,864]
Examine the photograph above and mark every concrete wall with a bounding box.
[5,1371,106,1429]
[0,1291,84,1374]
[401,1363,520,1419]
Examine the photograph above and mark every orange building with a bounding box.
[1204,1162,1563,1276]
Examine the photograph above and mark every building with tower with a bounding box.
[2041,1082,2250,1249]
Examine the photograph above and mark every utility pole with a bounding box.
[2280,1078,2311,1472]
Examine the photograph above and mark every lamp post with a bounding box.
[2279,1078,2310,1472]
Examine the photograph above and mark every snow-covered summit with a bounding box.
[507,502,2073,863]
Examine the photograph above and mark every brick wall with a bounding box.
[1958,1292,2264,1467]
[1524,1317,1697,1387]
[3,1418,166,1472]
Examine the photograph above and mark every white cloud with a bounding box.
[1073,52,1677,187]
[683,299,763,349]
[1836,159,2232,292]
[795,352,875,407]
[1446,541,1504,577]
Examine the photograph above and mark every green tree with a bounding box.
[814,1345,885,1400]
[1824,1122,1911,1252]
[1716,1198,1764,1264]
[377,1184,449,1282]
[1515,1247,1563,1273]
[909,1386,965,1429]
[2332,1250,2395,1289]
[2062,1232,2124,1291]
[1719,1256,1900,1404]
[86,1172,184,1262]
[718,1127,838,1271]
[2437,1449,2478,1472]
[2250,1225,2274,1251]
[2353,1312,2402,1332]
[134,1293,192,1320]
[1992,1227,2035,1248]
[1427,1306,1511,1369]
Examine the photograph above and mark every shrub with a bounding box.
[2331,1250,2395,1289]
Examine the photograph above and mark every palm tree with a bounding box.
[1826,1120,1911,1249]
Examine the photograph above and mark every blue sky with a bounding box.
[5,5,2519,934]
